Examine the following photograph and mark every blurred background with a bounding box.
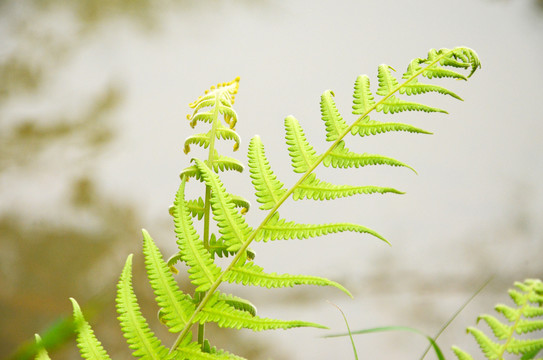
[1,0,542,359]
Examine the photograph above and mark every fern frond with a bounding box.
[293,172,403,200]
[248,136,288,210]
[142,230,196,333]
[116,254,170,359]
[34,334,51,360]
[351,117,432,137]
[255,212,388,244]
[197,293,326,331]
[70,298,112,360]
[453,279,543,360]
[285,115,318,173]
[320,90,349,142]
[352,75,376,116]
[323,140,416,172]
[194,159,253,252]
[224,261,352,297]
[172,179,222,292]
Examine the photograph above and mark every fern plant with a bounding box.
[35,46,482,359]
[453,279,543,360]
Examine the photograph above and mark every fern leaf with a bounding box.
[401,59,463,100]
[208,233,235,258]
[466,327,501,360]
[351,117,432,137]
[215,125,241,151]
[179,164,202,181]
[179,155,244,180]
[285,115,318,173]
[197,293,326,331]
[516,319,543,334]
[452,346,475,360]
[228,194,251,215]
[172,179,222,292]
[352,74,376,116]
[70,298,112,360]
[422,66,468,81]
[293,173,403,201]
[376,64,400,96]
[255,211,388,244]
[194,159,253,252]
[510,289,526,306]
[224,261,352,297]
[218,293,258,317]
[207,234,256,260]
[176,197,205,220]
[400,80,463,100]
[495,304,518,322]
[320,90,349,142]
[507,339,543,356]
[142,230,196,333]
[524,306,543,318]
[377,95,447,114]
[176,340,246,360]
[248,136,288,210]
[211,155,244,173]
[205,344,248,360]
[323,140,416,172]
[116,254,170,359]
[477,314,510,340]
[184,133,210,154]
[34,334,51,360]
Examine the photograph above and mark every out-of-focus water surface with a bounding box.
[1,0,542,359]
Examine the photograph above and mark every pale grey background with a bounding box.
[1,0,542,359]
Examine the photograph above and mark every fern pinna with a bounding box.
[452,279,543,360]
[40,47,481,359]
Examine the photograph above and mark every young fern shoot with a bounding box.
[51,46,481,360]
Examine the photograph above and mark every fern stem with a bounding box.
[170,48,463,352]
